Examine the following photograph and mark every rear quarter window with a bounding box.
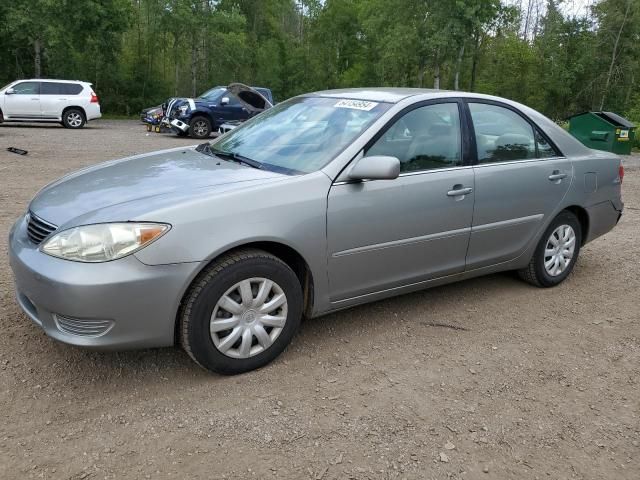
[62,83,83,95]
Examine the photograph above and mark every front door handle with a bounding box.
[447,186,473,197]
[548,170,567,182]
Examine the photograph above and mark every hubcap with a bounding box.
[67,112,82,127]
[544,224,576,277]
[193,120,207,136]
[210,278,287,359]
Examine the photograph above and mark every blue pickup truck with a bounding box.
[162,84,273,138]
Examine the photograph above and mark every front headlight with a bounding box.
[41,223,170,263]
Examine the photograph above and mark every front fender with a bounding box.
[132,171,333,314]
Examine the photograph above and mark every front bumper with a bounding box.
[8,215,200,350]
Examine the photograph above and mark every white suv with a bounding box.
[0,79,101,128]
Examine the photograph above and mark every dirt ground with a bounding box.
[0,120,638,480]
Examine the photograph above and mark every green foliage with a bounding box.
[0,0,638,119]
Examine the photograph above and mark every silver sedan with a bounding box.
[9,88,624,374]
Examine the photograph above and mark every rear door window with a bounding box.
[536,131,561,158]
[41,82,63,95]
[469,102,562,162]
[469,103,536,163]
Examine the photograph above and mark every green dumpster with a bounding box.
[568,111,636,155]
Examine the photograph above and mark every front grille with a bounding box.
[26,212,57,244]
[54,315,114,337]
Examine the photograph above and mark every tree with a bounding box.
[0,0,637,120]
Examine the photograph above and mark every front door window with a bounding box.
[366,103,462,172]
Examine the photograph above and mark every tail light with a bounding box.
[619,164,624,183]
[90,93,99,103]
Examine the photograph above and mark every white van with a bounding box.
[0,79,101,128]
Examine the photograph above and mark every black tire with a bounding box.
[62,108,86,129]
[189,116,211,139]
[180,249,303,375]
[518,210,582,288]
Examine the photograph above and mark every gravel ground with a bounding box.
[0,120,639,480]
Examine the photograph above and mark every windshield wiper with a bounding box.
[209,147,263,170]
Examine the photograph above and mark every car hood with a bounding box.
[227,83,273,113]
[29,146,285,227]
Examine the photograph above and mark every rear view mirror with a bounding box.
[220,97,230,106]
[348,155,400,181]
[5,88,15,95]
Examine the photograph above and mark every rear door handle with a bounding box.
[447,186,473,197]
[548,171,567,182]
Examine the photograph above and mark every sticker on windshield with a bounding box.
[334,99,379,111]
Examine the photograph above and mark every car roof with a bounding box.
[306,87,535,106]
[307,88,441,103]
[15,79,89,84]
[307,87,595,160]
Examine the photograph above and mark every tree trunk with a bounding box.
[470,30,480,91]
[454,44,465,91]
[94,54,99,92]
[523,0,534,40]
[174,36,180,97]
[433,48,441,90]
[624,71,634,107]
[417,56,425,87]
[600,0,632,111]
[191,43,197,98]
[299,0,304,42]
[34,38,41,78]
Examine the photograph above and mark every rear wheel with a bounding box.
[180,249,303,375]
[62,108,86,129]
[189,116,211,139]
[518,210,582,287]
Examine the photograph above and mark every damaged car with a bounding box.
[163,83,273,138]
[9,88,625,375]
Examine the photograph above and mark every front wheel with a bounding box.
[62,109,86,128]
[518,210,582,288]
[180,249,303,375]
[189,116,211,139]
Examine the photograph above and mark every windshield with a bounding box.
[198,87,226,101]
[212,96,391,174]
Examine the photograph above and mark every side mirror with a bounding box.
[220,96,230,106]
[348,155,400,181]
[5,88,15,95]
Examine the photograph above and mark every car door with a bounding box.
[327,100,475,302]
[40,82,70,119]
[224,94,249,121]
[4,81,40,118]
[465,101,572,269]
